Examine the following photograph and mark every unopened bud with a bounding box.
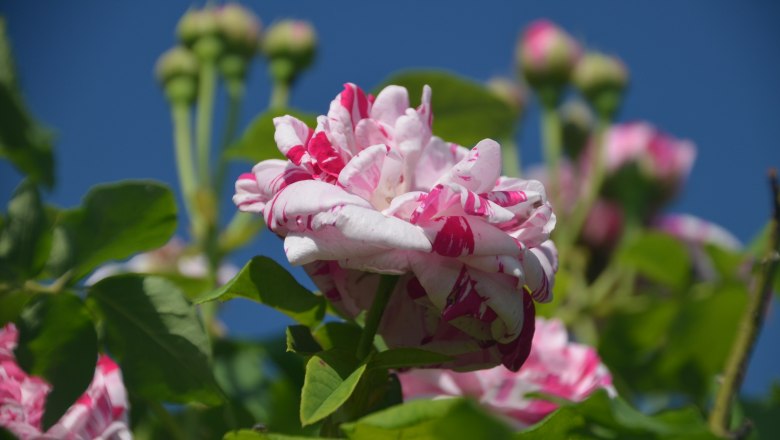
[486,77,526,115]
[560,100,593,159]
[177,8,222,61]
[217,3,262,57]
[517,19,581,104]
[573,52,628,118]
[155,47,199,103]
[262,20,317,83]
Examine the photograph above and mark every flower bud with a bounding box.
[217,3,262,57]
[262,20,317,83]
[486,76,526,115]
[560,99,593,159]
[517,19,581,103]
[573,52,628,118]
[177,8,222,61]
[155,47,199,103]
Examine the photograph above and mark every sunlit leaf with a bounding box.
[300,350,366,426]
[225,108,317,164]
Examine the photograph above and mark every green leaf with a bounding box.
[518,391,717,439]
[223,430,315,440]
[377,70,518,147]
[300,350,366,426]
[600,283,747,401]
[197,256,325,327]
[88,274,223,405]
[0,18,55,187]
[46,180,177,280]
[341,397,513,440]
[286,325,323,356]
[619,231,692,291]
[0,180,52,281]
[368,348,452,370]
[225,108,317,163]
[312,322,362,352]
[0,288,35,325]
[15,294,98,429]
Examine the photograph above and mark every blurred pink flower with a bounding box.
[0,324,131,440]
[399,318,615,427]
[605,122,696,192]
[235,83,558,371]
[87,237,239,286]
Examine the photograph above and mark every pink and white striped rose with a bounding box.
[399,318,615,427]
[0,324,131,440]
[234,83,557,371]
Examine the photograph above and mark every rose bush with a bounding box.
[0,324,131,439]
[398,318,615,426]
[234,83,557,370]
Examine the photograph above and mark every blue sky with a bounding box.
[1,1,778,395]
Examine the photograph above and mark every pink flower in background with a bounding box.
[605,122,696,190]
[87,237,239,286]
[0,324,131,440]
[399,318,615,427]
[235,83,557,371]
[655,213,742,281]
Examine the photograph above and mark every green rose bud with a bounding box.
[155,46,199,104]
[262,19,317,84]
[573,52,628,119]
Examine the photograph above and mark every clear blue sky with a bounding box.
[1,1,778,396]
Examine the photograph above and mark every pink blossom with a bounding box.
[0,324,131,440]
[235,83,557,371]
[399,318,615,427]
[605,122,696,191]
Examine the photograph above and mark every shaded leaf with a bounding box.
[341,397,513,440]
[300,350,366,426]
[518,390,717,439]
[312,322,362,353]
[0,288,34,325]
[619,231,692,291]
[223,431,314,440]
[197,256,325,327]
[286,325,323,356]
[0,18,55,187]
[15,294,97,429]
[0,180,51,281]
[225,109,317,164]
[377,70,517,147]
[88,274,223,405]
[45,180,177,281]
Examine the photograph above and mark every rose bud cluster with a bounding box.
[0,324,131,439]
[234,83,557,371]
[398,318,615,427]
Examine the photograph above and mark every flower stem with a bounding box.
[565,115,611,248]
[215,79,245,199]
[708,169,780,438]
[270,80,290,109]
[501,139,522,178]
[171,102,198,230]
[541,105,562,208]
[196,59,217,190]
[356,275,399,360]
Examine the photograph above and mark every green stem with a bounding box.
[565,115,611,248]
[708,170,780,438]
[501,139,522,178]
[219,211,264,253]
[215,80,245,199]
[270,80,290,109]
[196,59,217,190]
[356,275,399,360]
[171,102,198,229]
[541,105,562,209]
